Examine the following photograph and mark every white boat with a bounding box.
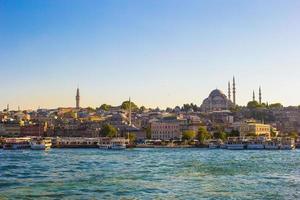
[280,137,295,150]
[247,141,265,150]
[227,143,245,150]
[264,140,280,150]
[208,143,219,149]
[30,138,52,150]
[98,137,128,150]
[226,137,245,150]
[3,137,31,150]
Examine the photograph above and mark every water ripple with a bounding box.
[0,148,299,199]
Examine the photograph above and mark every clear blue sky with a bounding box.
[1,0,300,109]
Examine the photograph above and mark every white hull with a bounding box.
[111,144,126,150]
[247,144,264,150]
[265,145,279,150]
[227,144,245,150]
[3,144,30,150]
[208,144,219,149]
[30,144,51,150]
[280,145,295,150]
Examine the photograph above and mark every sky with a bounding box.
[0,0,300,110]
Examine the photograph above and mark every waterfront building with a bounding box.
[20,123,46,137]
[151,116,182,140]
[0,121,21,137]
[200,89,233,112]
[235,121,271,139]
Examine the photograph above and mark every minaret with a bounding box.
[129,97,132,126]
[259,86,262,104]
[7,104,9,111]
[228,81,231,101]
[76,87,80,109]
[233,76,236,106]
[253,90,256,101]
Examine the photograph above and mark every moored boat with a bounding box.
[247,137,266,150]
[226,137,245,150]
[280,137,295,150]
[3,137,31,150]
[98,137,128,150]
[30,137,52,150]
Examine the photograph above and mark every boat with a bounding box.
[264,139,280,150]
[280,137,295,150]
[247,137,266,150]
[226,137,245,150]
[3,137,31,150]
[208,143,219,149]
[208,140,221,149]
[30,137,52,150]
[98,137,128,150]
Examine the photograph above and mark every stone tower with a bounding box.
[233,76,236,106]
[76,87,80,109]
[253,90,255,101]
[228,81,231,101]
[259,86,262,104]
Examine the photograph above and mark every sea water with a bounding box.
[0,148,299,199]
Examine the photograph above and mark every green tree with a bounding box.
[197,126,211,144]
[270,127,277,138]
[86,107,96,112]
[247,101,260,109]
[121,101,138,111]
[269,103,283,109]
[182,130,196,141]
[99,104,111,111]
[289,131,298,139]
[139,106,146,112]
[100,124,117,137]
[145,126,151,139]
[213,131,227,141]
[228,129,240,137]
[128,132,137,144]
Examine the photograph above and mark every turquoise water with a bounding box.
[0,148,299,200]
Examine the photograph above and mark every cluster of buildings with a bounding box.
[1,78,299,143]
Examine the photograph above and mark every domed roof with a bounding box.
[209,89,226,98]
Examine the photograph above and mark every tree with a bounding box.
[270,127,277,138]
[139,106,146,112]
[121,101,138,111]
[197,126,211,144]
[99,104,111,111]
[100,124,117,137]
[213,131,227,141]
[145,126,151,139]
[182,130,196,141]
[228,130,240,137]
[128,133,137,144]
[289,131,298,139]
[247,101,260,109]
[269,103,283,109]
[86,107,96,113]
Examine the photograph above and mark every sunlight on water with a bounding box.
[1,149,299,199]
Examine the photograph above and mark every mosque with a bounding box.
[200,77,236,112]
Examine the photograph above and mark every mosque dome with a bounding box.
[209,89,226,98]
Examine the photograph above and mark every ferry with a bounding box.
[30,137,52,150]
[3,137,31,150]
[98,137,128,150]
[226,137,245,150]
[247,137,266,150]
[264,139,280,150]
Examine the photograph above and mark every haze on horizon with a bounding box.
[1,0,300,110]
